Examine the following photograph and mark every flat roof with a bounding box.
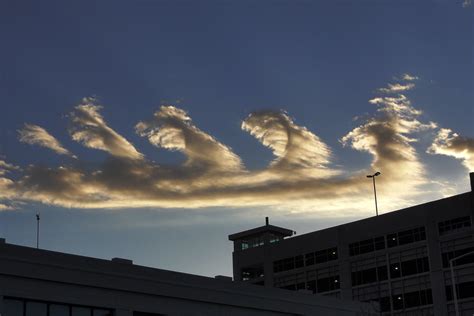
[228,224,294,241]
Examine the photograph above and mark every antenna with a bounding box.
[36,213,40,249]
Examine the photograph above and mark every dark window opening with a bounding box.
[392,289,432,310]
[242,265,264,281]
[351,265,388,286]
[349,236,385,256]
[387,226,426,248]
[439,216,471,235]
[442,247,474,268]
[446,281,474,301]
[390,257,429,279]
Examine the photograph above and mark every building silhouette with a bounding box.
[229,172,474,315]
[0,238,376,316]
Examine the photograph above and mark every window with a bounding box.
[305,247,338,266]
[439,216,471,235]
[392,289,433,310]
[387,226,426,248]
[349,236,385,256]
[5,299,23,316]
[240,236,264,250]
[4,298,113,316]
[316,275,340,293]
[441,246,474,268]
[389,257,429,279]
[446,281,474,300]
[242,264,264,280]
[351,265,388,286]
[50,305,69,316]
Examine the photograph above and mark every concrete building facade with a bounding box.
[0,239,376,316]
[229,173,474,315]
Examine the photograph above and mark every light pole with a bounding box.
[450,250,474,316]
[367,172,381,216]
[36,213,40,249]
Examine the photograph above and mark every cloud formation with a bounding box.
[379,83,415,93]
[341,94,436,193]
[136,106,242,172]
[2,77,472,212]
[428,128,474,170]
[18,124,74,157]
[241,111,333,175]
[70,98,143,160]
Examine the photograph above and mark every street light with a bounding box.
[367,171,381,216]
[449,250,474,316]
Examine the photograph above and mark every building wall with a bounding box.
[232,190,474,316]
[0,241,376,316]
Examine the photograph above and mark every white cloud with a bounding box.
[428,128,474,171]
[18,124,74,157]
[70,98,144,160]
[379,83,415,93]
[136,106,242,171]
[2,78,470,213]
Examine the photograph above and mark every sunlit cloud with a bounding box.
[1,77,471,213]
[341,94,436,196]
[242,111,332,170]
[428,128,474,170]
[70,98,144,160]
[401,73,419,81]
[18,124,75,157]
[379,83,415,93]
[136,106,242,171]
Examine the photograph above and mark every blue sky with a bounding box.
[0,0,472,277]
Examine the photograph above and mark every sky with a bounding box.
[0,0,473,277]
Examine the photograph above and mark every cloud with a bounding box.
[0,159,19,206]
[241,111,335,176]
[379,83,415,93]
[70,98,143,160]
[18,124,75,157]
[2,77,470,213]
[428,128,474,170]
[463,0,472,8]
[341,93,436,194]
[401,73,419,81]
[136,106,242,172]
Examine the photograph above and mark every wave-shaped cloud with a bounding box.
[136,106,242,172]
[1,76,471,211]
[428,128,474,171]
[242,111,333,175]
[18,124,75,157]
[70,98,144,160]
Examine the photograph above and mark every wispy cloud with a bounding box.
[70,98,143,160]
[242,111,334,174]
[401,73,419,81]
[428,128,474,170]
[136,106,242,172]
[2,77,471,212]
[18,124,75,157]
[341,94,436,195]
[379,83,415,93]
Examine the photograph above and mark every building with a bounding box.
[0,239,376,316]
[229,172,474,315]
